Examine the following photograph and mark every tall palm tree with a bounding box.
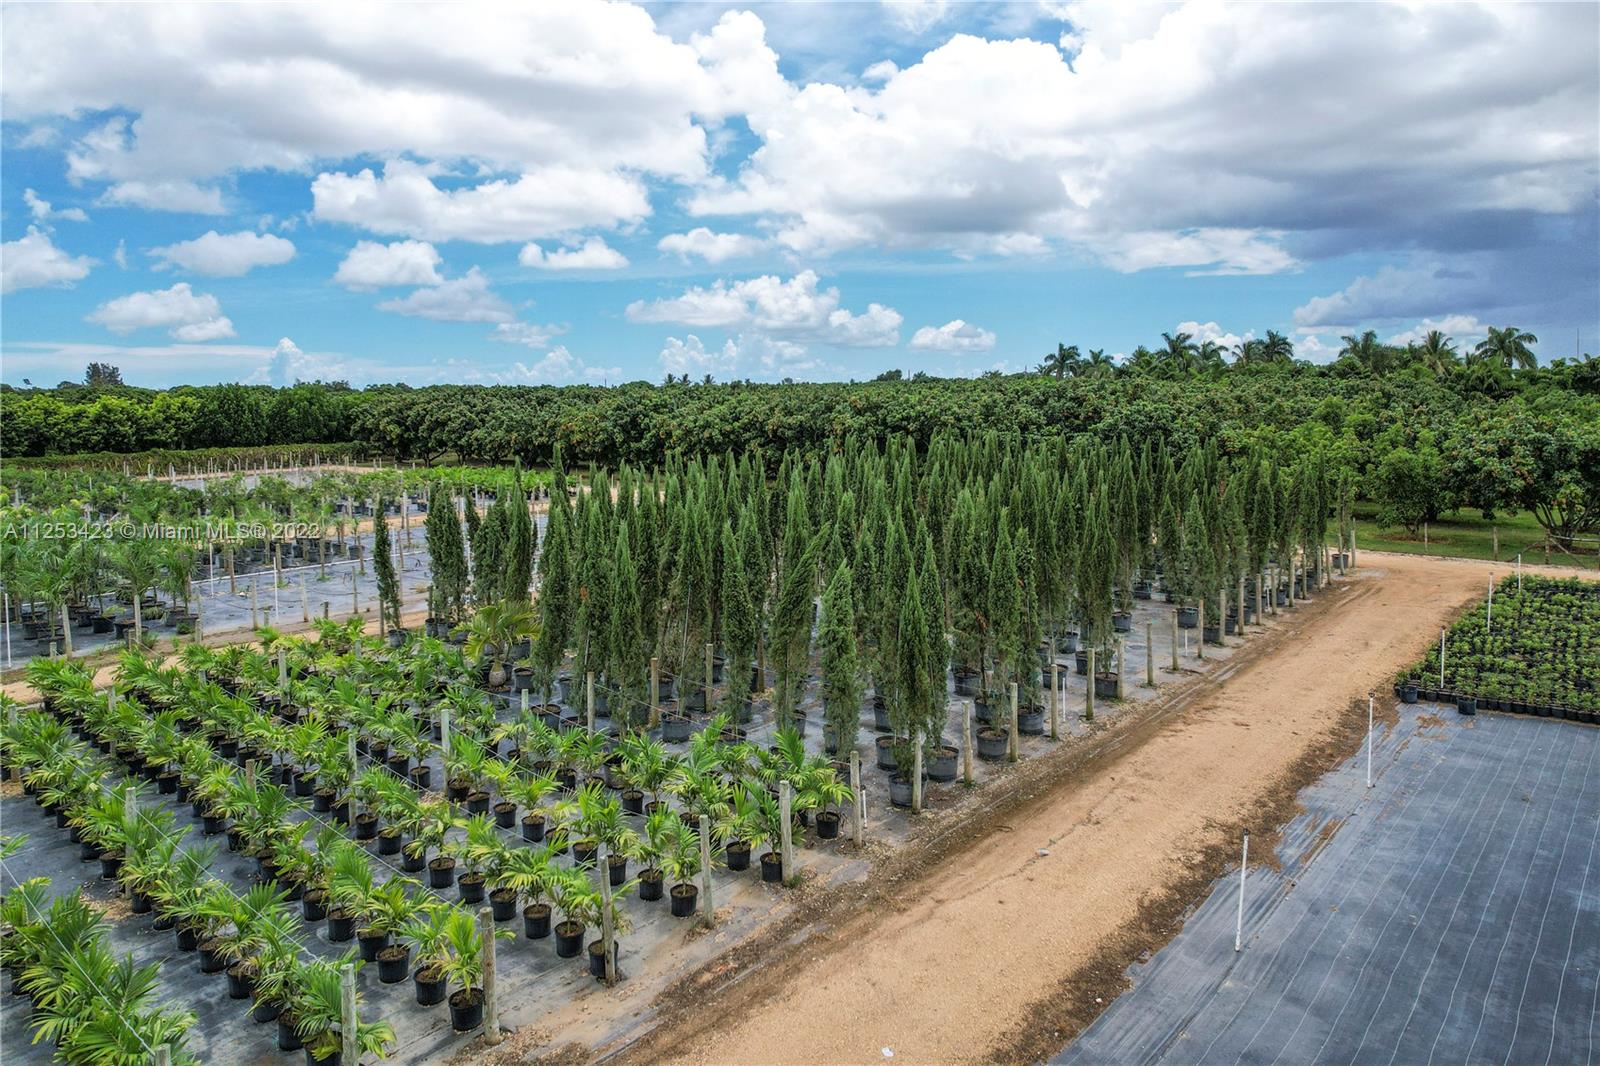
[1159,332,1198,372]
[1339,330,1394,374]
[1080,349,1116,379]
[1472,326,1538,370]
[1037,343,1080,380]
[1197,340,1228,371]
[1231,338,1265,366]
[1261,330,1294,363]
[1415,330,1459,376]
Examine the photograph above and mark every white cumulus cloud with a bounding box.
[519,237,629,270]
[374,268,511,323]
[910,319,997,352]
[23,188,88,222]
[148,230,295,276]
[85,282,235,340]
[657,228,768,264]
[1,228,95,294]
[312,160,649,244]
[626,270,901,347]
[333,240,444,290]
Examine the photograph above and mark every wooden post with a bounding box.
[155,1047,171,1066]
[849,750,865,844]
[1145,621,1155,686]
[1237,576,1246,635]
[278,648,288,689]
[778,780,795,882]
[1170,609,1179,673]
[649,656,660,728]
[1350,528,1357,570]
[340,963,358,1066]
[962,701,974,784]
[1116,637,1125,699]
[911,729,923,813]
[597,841,617,983]
[698,823,716,928]
[474,905,503,1040]
[1492,526,1499,561]
[60,605,73,657]
[300,575,309,623]
[1196,600,1206,660]
[123,783,138,863]
[1007,681,1020,761]
[705,642,715,714]
[586,671,596,733]
[1085,648,1096,721]
[440,703,451,759]
[1255,570,1264,623]
[250,581,259,630]
[1049,660,1060,738]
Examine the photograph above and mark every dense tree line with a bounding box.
[3,342,1596,548]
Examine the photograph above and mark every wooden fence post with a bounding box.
[962,701,974,784]
[698,824,716,928]
[1145,621,1155,686]
[586,671,596,733]
[1007,682,1020,762]
[1085,648,1096,721]
[1170,609,1179,672]
[1050,660,1061,737]
[778,780,796,882]
[479,905,502,1042]
[340,964,358,1066]
[850,750,865,844]
[911,729,923,813]
[597,843,617,985]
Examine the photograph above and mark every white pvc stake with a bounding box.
[1440,628,1447,690]
[1366,694,1374,789]
[3,592,11,669]
[698,822,716,928]
[1234,829,1250,952]
[1486,573,1494,633]
[1516,555,1522,592]
[850,749,865,845]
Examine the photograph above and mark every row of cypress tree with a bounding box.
[424,433,1341,763]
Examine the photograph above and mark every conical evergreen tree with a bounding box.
[819,560,862,756]
[373,498,402,631]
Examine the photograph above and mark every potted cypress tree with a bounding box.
[819,561,864,757]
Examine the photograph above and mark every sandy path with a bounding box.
[640,553,1576,1066]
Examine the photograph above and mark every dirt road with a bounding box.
[629,553,1570,1066]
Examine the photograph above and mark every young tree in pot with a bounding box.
[533,489,574,709]
[635,808,677,902]
[447,813,502,904]
[399,900,455,1005]
[374,498,403,637]
[326,845,377,944]
[293,955,396,1065]
[719,520,758,724]
[501,769,560,843]
[979,524,1020,757]
[500,844,562,939]
[819,561,864,757]
[549,867,593,958]
[465,600,535,690]
[356,876,421,967]
[658,815,704,918]
[618,733,675,816]
[425,484,470,628]
[799,764,853,840]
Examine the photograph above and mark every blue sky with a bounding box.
[2,1,1596,389]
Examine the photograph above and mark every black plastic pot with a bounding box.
[429,857,456,888]
[176,925,201,951]
[402,851,426,873]
[327,910,356,942]
[252,996,282,1024]
[928,746,959,782]
[554,920,584,957]
[465,790,491,815]
[302,892,329,922]
[572,840,598,868]
[277,1014,304,1051]
[490,888,518,922]
[415,966,448,1005]
[725,841,752,871]
[357,929,390,961]
[353,812,379,841]
[888,775,914,808]
[669,882,699,918]
[458,873,486,904]
[875,735,897,770]
[98,853,123,879]
[976,729,1009,761]
[815,810,841,839]
[377,829,403,856]
[130,890,153,915]
[409,765,432,789]
[493,801,517,829]
[523,903,552,939]
[1400,682,1419,704]
[521,814,546,843]
[1018,707,1045,736]
[200,941,228,973]
[377,945,411,984]
[608,855,628,888]
[621,789,644,815]
[639,870,664,901]
[227,965,254,999]
[587,939,618,980]
[760,851,784,884]
[1457,695,1478,716]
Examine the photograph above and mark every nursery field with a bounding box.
[2,431,1354,1065]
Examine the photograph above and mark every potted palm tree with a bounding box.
[399,900,454,1006]
[659,815,703,918]
[500,843,561,940]
[438,906,512,1032]
[293,955,396,1065]
[549,867,592,958]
